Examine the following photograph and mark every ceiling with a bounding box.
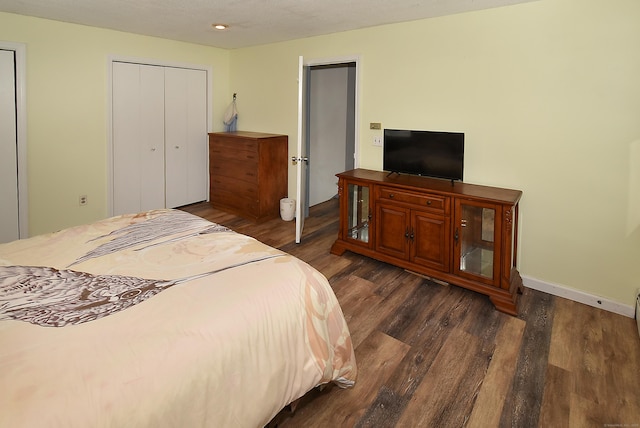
[0,0,535,50]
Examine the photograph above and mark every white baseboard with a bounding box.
[522,275,635,319]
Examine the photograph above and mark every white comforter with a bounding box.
[0,209,356,427]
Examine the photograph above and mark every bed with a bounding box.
[0,209,356,427]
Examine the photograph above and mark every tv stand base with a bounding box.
[330,168,523,316]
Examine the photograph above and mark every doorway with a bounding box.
[0,42,27,243]
[305,60,358,213]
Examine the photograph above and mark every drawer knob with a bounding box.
[389,193,394,198]
[427,200,432,205]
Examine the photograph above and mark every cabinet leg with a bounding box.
[489,295,518,316]
[330,241,347,256]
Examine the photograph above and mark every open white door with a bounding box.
[295,56,309,243]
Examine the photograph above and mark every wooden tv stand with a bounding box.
[330,169,523,315]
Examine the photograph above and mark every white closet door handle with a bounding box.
[175,145,180,149]
[151,147,157,152]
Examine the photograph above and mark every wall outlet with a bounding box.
[373,136,383,147]
[79,195,88,206]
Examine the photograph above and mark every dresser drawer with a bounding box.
[210,175,258,199]
[378,187,447,212]
[210,145,258,163]
[211,189,259,217]
[210,135,259,153]
[210,159,258,183]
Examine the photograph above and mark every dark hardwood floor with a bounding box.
[181,199,640,428]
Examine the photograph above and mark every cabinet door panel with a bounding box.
[343,182,372,246]
[375,204,409,259]
[453,199,501,286]
[411,211,450,272]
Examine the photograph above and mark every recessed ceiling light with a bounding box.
[212,24,229,30]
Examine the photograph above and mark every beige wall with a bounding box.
[229,0,640,307]
[0,0,638,309]
[0,12,231,235]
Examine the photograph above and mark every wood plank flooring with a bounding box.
[181,200,640,428]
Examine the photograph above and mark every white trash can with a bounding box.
[280,198,295,221]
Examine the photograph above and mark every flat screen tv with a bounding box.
[383,129,464,181]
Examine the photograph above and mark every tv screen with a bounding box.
[383,129,464,181]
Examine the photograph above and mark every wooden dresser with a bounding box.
[208,131,288,222]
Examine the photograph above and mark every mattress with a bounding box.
[0,209,356,427]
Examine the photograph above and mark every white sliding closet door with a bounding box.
[112,62,165,215]
[112,62,207,216]
[0,49,19,243]
[139,66,167,209]
[165,67,207,208]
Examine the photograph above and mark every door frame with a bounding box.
[302,54,361,215]
[107,55,213,216]
[0,41,28,239]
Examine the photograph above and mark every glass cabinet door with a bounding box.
[456,201,499,283]
[346,183,370,244]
